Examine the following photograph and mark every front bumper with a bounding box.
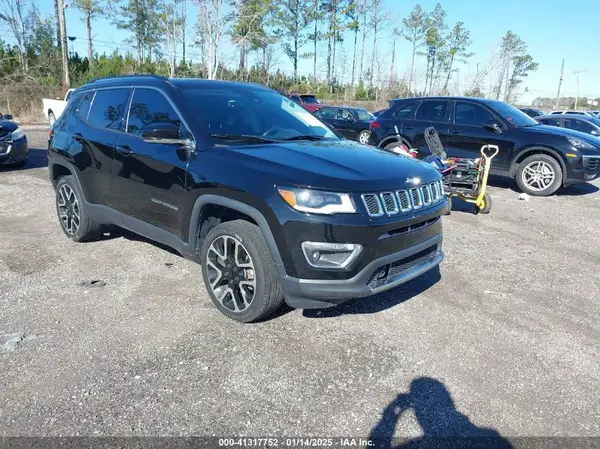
[280,233,443,309]
[0,137,28,165]
[565,155,600,183]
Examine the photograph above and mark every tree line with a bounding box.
[0,0,540,116]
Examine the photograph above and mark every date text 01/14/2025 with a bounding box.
[218,438,375,447]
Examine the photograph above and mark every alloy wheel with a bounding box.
[521,160,555,192]
[205,235,256,313]
[57,184,80,235]
[359,132,370,145]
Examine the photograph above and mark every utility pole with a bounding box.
[57,0,70,87]
[181,0,186,65]
[573,69,586,110]
[388,40,396,91]
[554,59,564,110]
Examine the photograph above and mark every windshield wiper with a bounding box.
[280,135,327,141]
[210,133,277,143]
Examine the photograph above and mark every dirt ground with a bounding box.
[1,130,600,442]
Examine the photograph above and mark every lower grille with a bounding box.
[367,245,438,290]
[583,156,600,171]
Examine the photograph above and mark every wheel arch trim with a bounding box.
[509,146,567,182]
[188,194,286,274]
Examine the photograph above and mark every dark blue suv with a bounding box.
[369,97,600,196]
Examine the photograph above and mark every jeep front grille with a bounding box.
[361,180,445,218]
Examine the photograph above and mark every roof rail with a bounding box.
[89,74,169,83]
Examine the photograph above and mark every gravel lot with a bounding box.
[1,130,600,442]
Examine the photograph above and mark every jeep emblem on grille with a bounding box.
[406,177,421,185]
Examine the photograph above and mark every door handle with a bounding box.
[73,132,83,141]
[403,126,415,130]
[115,145,134,156]
[450,130,461,135]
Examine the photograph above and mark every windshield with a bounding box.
[179,86,338,143]
[354,109,375,121]
[300,95,320,104]
[488,101,539,127]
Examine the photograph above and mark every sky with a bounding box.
[31,0,600,105]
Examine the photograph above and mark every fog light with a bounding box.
[301,242,363,269]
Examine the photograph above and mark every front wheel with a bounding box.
[55,175,103,241]
[515,154,562,196]
[200,220,284,323]
[358,130,371,145]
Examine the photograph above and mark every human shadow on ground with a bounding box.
[302,266,441,319]
[369,377,513,449]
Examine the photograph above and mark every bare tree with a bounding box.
[0,0,34,74]
[394,4,428,95]
[357,0,367,83]
[195,0,231,79]
[164,0,184,77]
[367,0,392,87]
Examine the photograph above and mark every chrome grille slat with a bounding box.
[396,190,411,212]
[361,194,384,217]
[380,192,399,215]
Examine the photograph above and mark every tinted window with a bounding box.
[317,108,336,119]
[551,111,562,115]
[540,118,560,127]
[337,109,353,121]
[415,100,449,122]
[564,119,595,134]
[76,92,93,120]
[455,102,495,126]
[300,95,320,104]
[126,88,183,136]
[393,101,419,119]
[354,109,375,121]
[87,88,130,130]
[65,90,73,102]
[290,96,301,104]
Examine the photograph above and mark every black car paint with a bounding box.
[48,77,445,309]
[314,107,374,141]
[0,119,28,166]
[369,97,600,185]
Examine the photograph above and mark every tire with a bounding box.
[443,196,452,215]
[477,192,492,215]
[48,112,56,126]
[515,153,562,196]
[200,219,284,323]
[55,175,103,242]
[358,130,371,145]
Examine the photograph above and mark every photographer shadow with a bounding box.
[369,377,513,449]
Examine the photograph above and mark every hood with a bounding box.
[223,139,440,192]
[525,124,600,146]
[0,120,17,139]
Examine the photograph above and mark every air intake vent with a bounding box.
[380,192,399,215]
[430,182,439,202]
[421,185,432,205]
[396,190,411,212]
[361,194,384,217]
[410,188,422,209]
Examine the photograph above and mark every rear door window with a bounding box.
[415,100,450,122]
[316,108,336,119]
[126,88,185,136]
[87,88,131,130]
[393,101,419,119]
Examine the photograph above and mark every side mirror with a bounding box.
[483,120,502,133]
[3,114,13,120]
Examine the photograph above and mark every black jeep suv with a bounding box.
[369,97,600,196]
[48,75,446,322]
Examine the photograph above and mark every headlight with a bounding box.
[566,136,593,150]
[277,187,356,214]
[10,128,25,141]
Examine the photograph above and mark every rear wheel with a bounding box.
[358,130,371,145]
[200,220,284,323]
[55,175,103,241]
[516,154,562,196]
[477,192,492,214]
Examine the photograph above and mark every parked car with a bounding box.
[314,106,375,144]
[287,93,326,113]
[537,113,600,137]
[590,111,600,118]
[48,75,446,323]
[42,88,75,126]
[0,114,28,167]
[519,108,544,118]
[368,96,600,196]
[550,110,595,117]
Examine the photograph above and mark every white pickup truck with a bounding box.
[42,88,75,125]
